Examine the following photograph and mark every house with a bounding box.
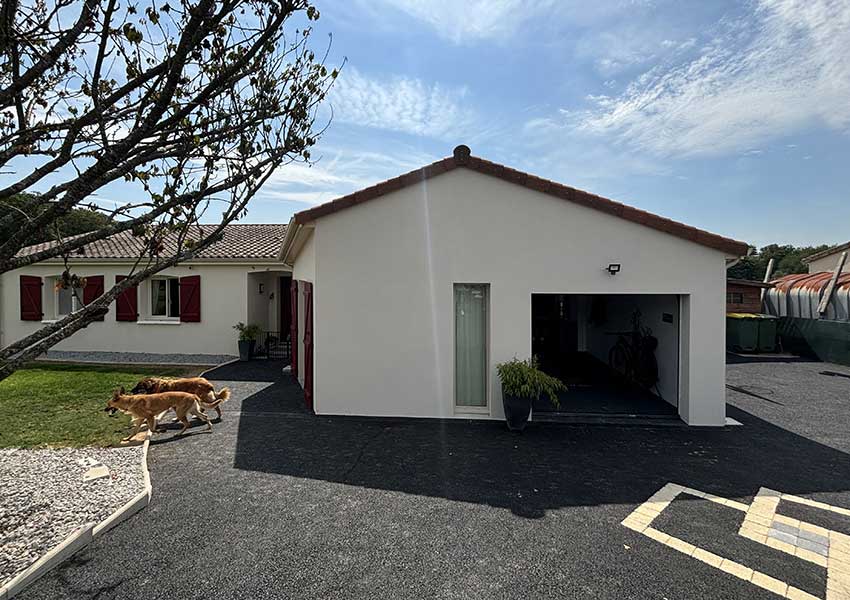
[726,278,771,313]
[0,224,292,360]
[281,145,749,426]
[802,241,850,274]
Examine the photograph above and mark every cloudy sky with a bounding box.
[247,0,847,249]
[13,0,850,248]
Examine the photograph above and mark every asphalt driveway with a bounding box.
[17,357,850,599]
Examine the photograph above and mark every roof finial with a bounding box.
[453,144,471,164]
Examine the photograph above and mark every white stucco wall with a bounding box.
[1,262,290,356]
[298,168,730,426]
[807,253,845,274]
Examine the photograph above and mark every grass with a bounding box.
[0,362,200,448]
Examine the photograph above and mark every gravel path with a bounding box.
[40,350,237,366]
[0,446,145,587]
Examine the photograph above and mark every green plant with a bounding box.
[496,357,566,408]
[233,322,262,341]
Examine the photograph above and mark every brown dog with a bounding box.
[105,386,221,439]
[130,377,231,419]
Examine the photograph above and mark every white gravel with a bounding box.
[0,446,145,587]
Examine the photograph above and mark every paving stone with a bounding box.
[795,537,829,556]
[768,528,798,546]
[798,528,830,547]
[772,521,800,537]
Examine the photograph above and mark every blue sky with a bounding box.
[11,0,850,249]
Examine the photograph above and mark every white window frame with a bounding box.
[453,282,491,415]
[147,276,180,321]
[52,276,83,319]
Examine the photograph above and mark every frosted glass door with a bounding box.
[455,284,488,408]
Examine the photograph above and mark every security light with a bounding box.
[606,263,621,276]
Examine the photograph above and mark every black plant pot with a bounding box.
[238,339,255,361]
[503,393,532,432]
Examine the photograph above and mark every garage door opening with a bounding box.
[531,294,680,419]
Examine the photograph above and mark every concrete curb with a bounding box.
[93,433,152,538]
[0,433,153,599]
[0,524,93,599]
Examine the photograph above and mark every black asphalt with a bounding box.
[18,356,850,599]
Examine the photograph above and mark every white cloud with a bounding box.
[257,145,438,207]
[574,0,850,157]
[329,68,475,140]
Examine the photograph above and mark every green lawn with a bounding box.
[0,362,200,448]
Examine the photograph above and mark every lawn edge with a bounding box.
[0,431,152,599]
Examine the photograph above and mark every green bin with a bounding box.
[757,315,778,352]
[726,313,778,353]
[727,313,759,352]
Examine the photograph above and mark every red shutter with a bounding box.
[179,275,201,322]
[290,280,298,376]
[20,275,43,321]
[82,275,105,321]
[115,275,138,322]
[303,282,313,411]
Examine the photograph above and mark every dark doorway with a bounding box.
[531,294,679,418]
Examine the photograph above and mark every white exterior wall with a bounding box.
[807,254,845,274]
[301,169,729,426]
[0,262,289,357]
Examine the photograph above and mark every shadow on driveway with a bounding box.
[233,378,850,520]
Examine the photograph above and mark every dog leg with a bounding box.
[123,417,146,441]
[190,402,213,432]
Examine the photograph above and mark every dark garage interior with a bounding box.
[530,293,681,419]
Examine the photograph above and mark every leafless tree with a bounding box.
[0,0,338,380]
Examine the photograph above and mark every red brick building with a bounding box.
[726,278,772,313]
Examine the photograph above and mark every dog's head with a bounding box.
[104,386,126,415]
[130,377,157,395]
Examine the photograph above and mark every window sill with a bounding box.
[454,405,490,415]
[137,320,181,325]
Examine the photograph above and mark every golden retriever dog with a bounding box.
[105,386,222,439]
[130,377,231,420]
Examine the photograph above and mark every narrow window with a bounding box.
[56,285,74,316]
[151,279,168,316]
[454,283,489,410]
[150,277,180,318]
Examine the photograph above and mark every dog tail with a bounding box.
[215,387,231,402]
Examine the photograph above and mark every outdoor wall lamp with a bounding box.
[258,283,265,294]
[606,263,621,276]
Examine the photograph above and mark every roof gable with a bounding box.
[293,145,748,256]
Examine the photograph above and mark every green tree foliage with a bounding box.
[728,244,833,281]
[0,193,109,246]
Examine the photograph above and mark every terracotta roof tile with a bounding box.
[17,223,286,261]
[293,146,749,256]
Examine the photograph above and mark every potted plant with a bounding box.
[233,322,261,361]
[496,357,566,431]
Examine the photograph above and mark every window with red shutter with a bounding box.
[82,275,106,321]
[20,275,43,321]
[179,275,201,322]
[115,275,138,322]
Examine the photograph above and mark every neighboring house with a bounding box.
[281,146,748,426]
[0,224,291,359]
[726,278,771,313]
[803,241,850,274]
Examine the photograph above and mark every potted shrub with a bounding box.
[496,357,566,431]
[233,322,261,361]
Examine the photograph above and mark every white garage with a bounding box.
[281,146,748,426]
